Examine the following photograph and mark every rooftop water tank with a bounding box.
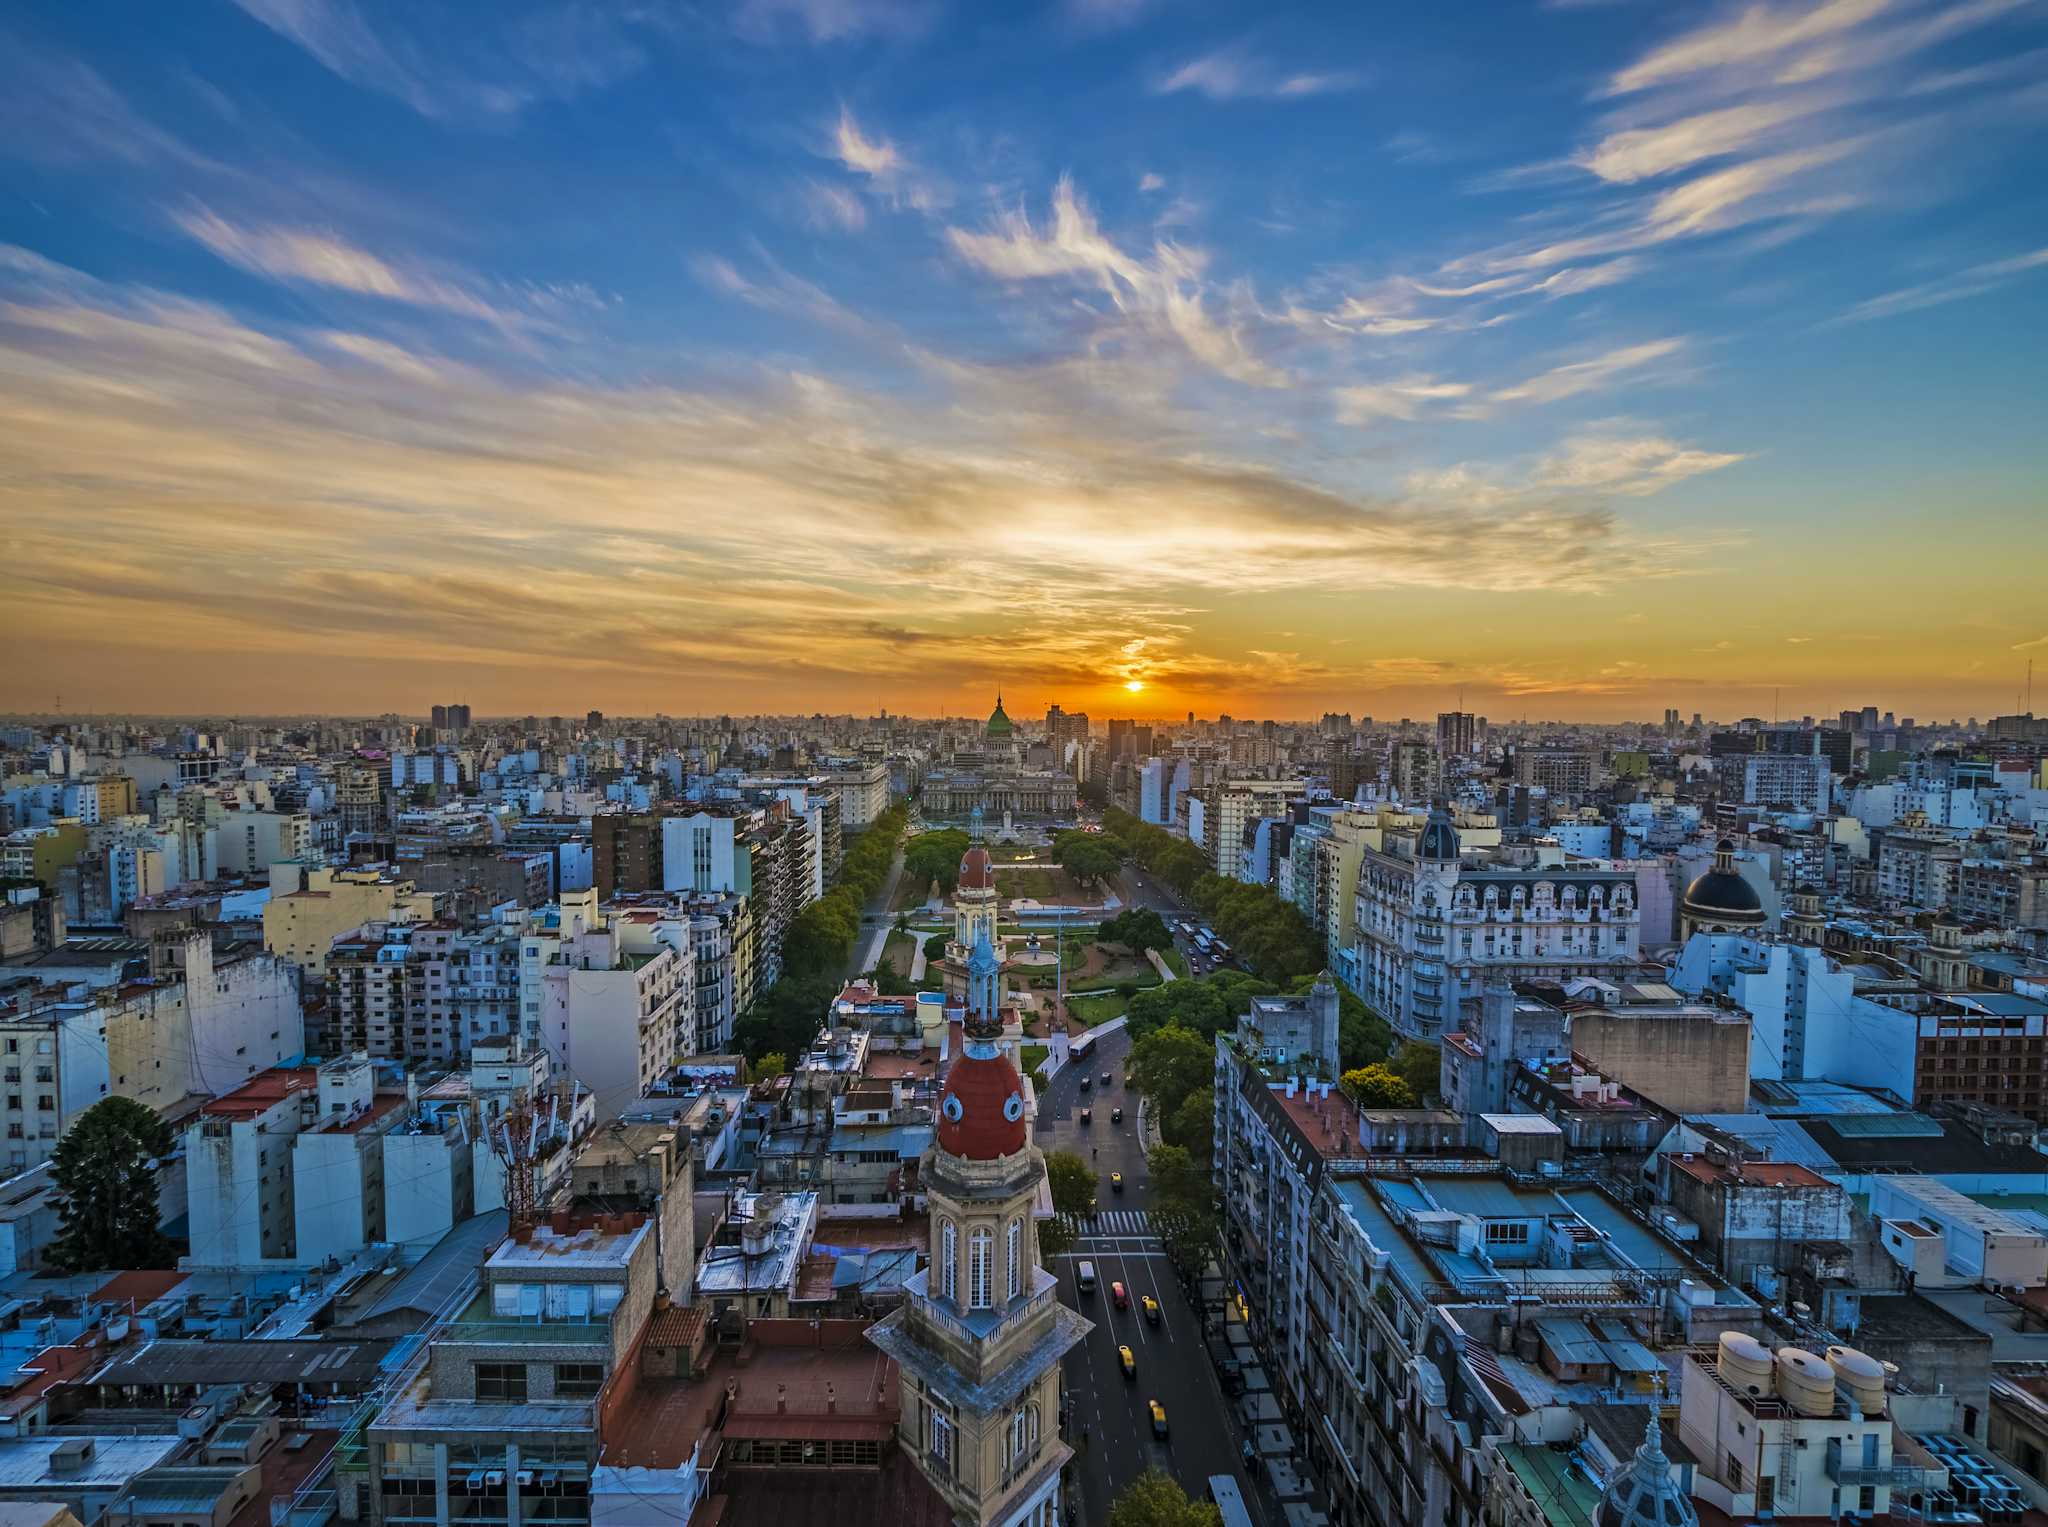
[1717,1331,1774,1397]
[1825,1345,1888,1417]
[1775,1347,1837,1417]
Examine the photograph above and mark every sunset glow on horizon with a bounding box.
[1,2,2044,722]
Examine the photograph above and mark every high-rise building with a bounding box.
[1436,710,1477,757]
[1391,740,1440,804]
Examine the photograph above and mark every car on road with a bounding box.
[1110,1171,1124,1192]
[1078,1073,1090,1091]
[1111,1106,1123,1124]
[1079,1106,1091,1125]
[1141,1294,1160,1325]
[1077,1261,1097,1293]
[1101,1071,1112,1086]
[1111,1281,1129,1309]
[1149,1399,1170,1439]
[1119,1345,1136,1378]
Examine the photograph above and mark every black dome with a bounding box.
[1419,809,1459,862]
[1684,867,1762,915]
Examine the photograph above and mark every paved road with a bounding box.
[1036,1027,1264,1526]
[849,838,909,979]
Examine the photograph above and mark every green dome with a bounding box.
[985,694,1016,737]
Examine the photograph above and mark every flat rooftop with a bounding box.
[602,1320,898,1470]
[488,1213,649,1270]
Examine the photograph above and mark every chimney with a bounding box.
[776,1384,788,1414]
[1285,1077,1298,1099]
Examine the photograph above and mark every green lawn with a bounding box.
[1020,1043,1050,1076]
[1162,944,1190,979]
[1065,992,1125,1026]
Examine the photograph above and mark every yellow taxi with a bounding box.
[1148,1398,1169,1439]
[1110,1171,1125,1192]
[1118,1344,1136,1378]
[1141,1294,1160,1325]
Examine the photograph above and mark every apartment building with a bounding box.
[263,862,437,979]
[213,809,313,876]
[1875,828,1965,910]
[1351,811,1642,1038]
[365,1208,661,1527]
[1202,780,1307,881]
[520,891,690,1119]
[184,1067,320,1265]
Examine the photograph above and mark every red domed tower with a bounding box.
[869,929,1087,1526]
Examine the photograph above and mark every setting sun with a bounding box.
[1123,679,1145,692]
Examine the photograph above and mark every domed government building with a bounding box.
[1679,839,1768,941]
[918,694,1077,824]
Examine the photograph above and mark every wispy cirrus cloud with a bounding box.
[1155,44,1362,102]
[1838,246,2048,322]
[828,107,944,211]
[732,0,934,44]
[1334,377,1473,426]
[1493,337,1685,404]
[947,175,1288,387]
[1529,429,1745,495]
[228,0,647,120]
[171,204,520,325]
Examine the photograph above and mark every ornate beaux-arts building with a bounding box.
[920,696,1078,821]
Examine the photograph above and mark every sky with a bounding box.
[2,0,2045,724]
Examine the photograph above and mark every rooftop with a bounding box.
[1666,1156,1832,1191]
[201,1067,318,1121]
[488,1212,649,1271]
[601,1319,897,1471]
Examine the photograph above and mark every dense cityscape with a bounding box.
[1,699,2048,1527]
[6,1,2048,1526]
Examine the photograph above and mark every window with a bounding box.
[941,1220,957,1302]
[1007,1218,1023,1301]
[970,1227,993,1310]
[928,1409,953,1477]
[1484,1221,1530,1246]
[554,1363,603,1398]
[476,1363,527,1403]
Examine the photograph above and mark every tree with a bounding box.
[923,933,949,964]
[1098,907,1171,955]
[1045,1149,1098,1220]
[1340,1064,1417,1110]
[1391,1039,1442,1102]
[903,830,971,893]
[1055,834,1122,886]
[49,1097,174,1272]
[1107,1470,1223,1527]
[1126,1024,1214,1120]
[751,1051,788,1081]
[1168,1087,1213,1161]
[1127,981,1227,1042]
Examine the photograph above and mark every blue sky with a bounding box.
[3,0,2045,720]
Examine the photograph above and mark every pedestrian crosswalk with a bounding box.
[1079,1209,1152,1236]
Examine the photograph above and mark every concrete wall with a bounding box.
[294,1130,380,1266]
[1572,1010,1749,1115]
[386,1129,472,1257]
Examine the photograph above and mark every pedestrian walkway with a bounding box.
[1079,1209,1152,1236]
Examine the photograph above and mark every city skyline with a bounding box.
[4,1,2046,719]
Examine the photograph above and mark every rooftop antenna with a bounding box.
[490,1098,542,1237]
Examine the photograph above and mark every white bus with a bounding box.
[1206,1475,1254,1527]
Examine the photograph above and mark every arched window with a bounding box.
[969,1227,993,1309]
[1007,1217,1023,1300]
[941,1219,957,1302]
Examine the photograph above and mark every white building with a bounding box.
[184,1067,319,1266]
[213,809,313,876]
[1670,931,1918,1099]
[521,891,690,1120]
[660,813,746,896]
[1351,811,1642,1039]
[1204,780,1306,880]
[291,1054,404,1267]
[1742,750,1831,813]
[825,760,891,831]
